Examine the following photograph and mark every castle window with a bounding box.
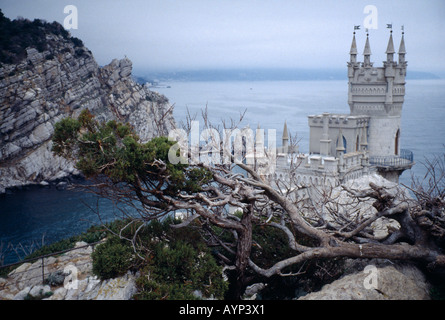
[395,129,400,155]
[356,135,360,151]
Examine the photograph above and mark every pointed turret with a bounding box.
[363,33,372,66]
[282,121,289,141]
[384,30,396,105]
[349,32,358,63]
[350,33,358,55]
[336,128,345,157]
[386,31,395,62]
[282,121,289,153]
[348,31,359,80]
[398,31,406,65]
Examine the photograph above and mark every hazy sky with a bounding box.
[1,0,445,74]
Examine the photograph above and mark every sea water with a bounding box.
[1,79,444,265]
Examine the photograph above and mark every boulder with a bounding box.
[299,261,430,300]
[28,285,52,299]
[87,271,137,300]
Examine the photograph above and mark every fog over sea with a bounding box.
[1,78,444,265]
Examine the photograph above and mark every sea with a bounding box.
[1,79,444,265]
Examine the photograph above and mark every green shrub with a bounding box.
[91,236,134,280]
[0,9,81,64]
[71,37,84,48]
[119,218,227,300]
[134,240,228,300]
[135,277,197,300]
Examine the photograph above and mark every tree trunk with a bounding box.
[233,203,253,299]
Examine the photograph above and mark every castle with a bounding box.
[273,28,414,187]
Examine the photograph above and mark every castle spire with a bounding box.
[282,121,289,141]
[386,30,395,62]
[398,28,406,64]
[336,128,345,157]
[363,32,372,66]
[282,121,289,153]
[350,31,358,63]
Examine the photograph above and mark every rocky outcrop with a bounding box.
[299,259,431,300]
[0,32,175,193]
[0,241,137,300]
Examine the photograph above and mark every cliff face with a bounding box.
[0,28,175,193]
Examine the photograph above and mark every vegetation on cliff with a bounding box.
[0,9,83,65]
[0,11,175,193]
[50,109,445,299]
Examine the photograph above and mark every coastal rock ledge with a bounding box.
[0,243,432,300]
[299,259,431,300]
[0,241,137,300]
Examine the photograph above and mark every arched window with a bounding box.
[395,129,400,155]
[355,135,360,151]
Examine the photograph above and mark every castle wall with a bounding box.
[308,114,369,156]
[367,116,401,156]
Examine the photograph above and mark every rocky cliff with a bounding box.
[0,241,138,300]
[0,18,175,193]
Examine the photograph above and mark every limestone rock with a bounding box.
[87,272,137,300]
[13,286,32,300]
[243,283,267,300]
[299,262,430,300]
[0,240,138,300]
[0,31,175,193]
[0,242,138,300]
[28,284,52,299]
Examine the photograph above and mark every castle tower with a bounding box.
[286,28,413,188]
[347,28,412,182]
[347,30,407,158]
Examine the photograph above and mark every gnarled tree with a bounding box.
[52,110,445,299]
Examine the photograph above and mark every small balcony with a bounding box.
[369,149,414,169]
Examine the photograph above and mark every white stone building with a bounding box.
[272,29,414,187]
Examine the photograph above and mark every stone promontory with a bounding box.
[0,18,175,193]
